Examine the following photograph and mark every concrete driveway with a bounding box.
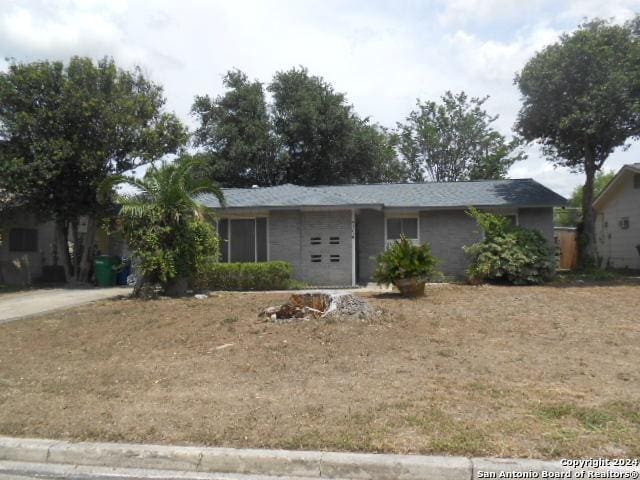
[0,286,132,324]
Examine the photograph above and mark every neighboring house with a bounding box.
[593,163,640,270]
[0,204,127,285]
[199,179,567,286]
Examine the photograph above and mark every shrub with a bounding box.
[104,158,224,296]
[463,208,554,285]
[192,261,294,290]
[373,235,440,286]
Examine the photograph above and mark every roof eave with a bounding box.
[209,202,566,211]
[593,165,639,209]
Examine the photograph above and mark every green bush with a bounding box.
[463,208,554,285]
[192,261,294,290]
[373,235,441,286]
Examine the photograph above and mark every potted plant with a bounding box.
[373,235,440,296]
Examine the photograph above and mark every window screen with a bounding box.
[386,218,418,239]
[230,219,256,262]
[256,218,268,262]
[218,219,229,262]
[9,228,38,252]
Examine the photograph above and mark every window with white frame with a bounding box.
[217,218,268,263]
[386,217,418,247]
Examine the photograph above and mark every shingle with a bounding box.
[197,179,567,209]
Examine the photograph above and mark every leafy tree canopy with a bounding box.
[0,56,187,281]
[192,66,407,187]
[569,170,616,208]
[515,18,640,263]
[398,91,525,182]
[191,69,280,187]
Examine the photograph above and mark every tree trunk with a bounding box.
[54,219,72,282]
[70,221,80,282]
[77,216,97,283]
[164,276,188,297]
[579,156,598,268]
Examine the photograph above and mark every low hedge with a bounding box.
[192,261,294,290]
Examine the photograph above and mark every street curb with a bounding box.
[1,436,639,479]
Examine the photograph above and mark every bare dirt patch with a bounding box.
[0,283,639,458]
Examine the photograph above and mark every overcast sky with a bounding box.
[1,0,639,196]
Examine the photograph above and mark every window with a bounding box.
[218,219,229,262]
[634,174,640,189]
[9,228,38,252]
[620,217,630,230]
[386,217,418,240]
[504,215,518,226]
[218,218,268,263]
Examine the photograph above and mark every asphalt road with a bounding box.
[0,461,321,480]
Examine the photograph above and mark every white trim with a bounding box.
[266,216,270,261]
[227,218,232,262]
[351,209,356,287]
[254,218,258,263]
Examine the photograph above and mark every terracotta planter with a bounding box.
[394,277,426,297]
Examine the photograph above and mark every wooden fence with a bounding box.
[554,227,578,270]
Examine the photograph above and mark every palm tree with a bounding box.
[101,157,225,296]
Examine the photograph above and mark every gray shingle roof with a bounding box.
[198,179,567,210]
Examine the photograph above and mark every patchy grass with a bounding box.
[0,283,639,458]
[553,268,640,285]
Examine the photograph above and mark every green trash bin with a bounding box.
[94,255,120,287]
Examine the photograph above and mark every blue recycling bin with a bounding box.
[116,258,131,285]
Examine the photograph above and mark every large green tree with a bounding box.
[398,91,525,182]
[191,69,281,187]
[193,67,406,187]
[515,18,640,265]
[0,56,187,282]
[268,67,357,185]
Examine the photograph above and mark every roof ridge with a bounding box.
[220,178,535,190]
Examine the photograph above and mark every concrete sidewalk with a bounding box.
[0,287,132,324]
[1,436,639,480]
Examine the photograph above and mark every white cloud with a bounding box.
[0,2,146,65]
[437,0,548,27]
[561,0,639,22]
[0,0,638,196]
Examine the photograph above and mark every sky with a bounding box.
[1,0,639,197]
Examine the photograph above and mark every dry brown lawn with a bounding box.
[1,282,639,459]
